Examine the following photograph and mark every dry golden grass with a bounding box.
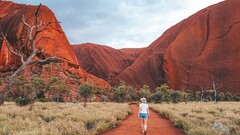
[0,102,131,135]
[150,102,240,135]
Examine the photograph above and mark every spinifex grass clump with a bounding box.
[150,102,240,135]
[0,102,131,135]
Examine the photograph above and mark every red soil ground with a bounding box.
[102,104,186,135]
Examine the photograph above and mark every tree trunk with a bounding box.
[84,97,87,108]
[212,76,217,104]
[201,91,204,102]
[0,53,35,106]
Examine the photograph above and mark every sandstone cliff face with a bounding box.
[164,0,240,94]
[0,1,109,89]
[72,43,144,83]
[111,0,240,95]
[0,1,78,70]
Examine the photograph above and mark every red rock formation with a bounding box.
[163,0,240,95]
[0,1,109,90]
[112,0,240,95]
[72,43,144,83]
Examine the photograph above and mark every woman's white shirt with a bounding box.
[139,103,148,113]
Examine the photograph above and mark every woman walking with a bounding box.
[138,97,150,134]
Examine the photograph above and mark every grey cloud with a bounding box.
[11,0,223,48]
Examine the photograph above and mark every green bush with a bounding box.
[11,77,35,106]
[111,81,137,102]
[79,82,94,107]
[112,85,129,103]
[46,76,69,102]
[170,91,181,103]
[155,84,172,103]
[31,76,45,99]
[139,85,151,100]
[15,97,33,106]
[150,91,164,103]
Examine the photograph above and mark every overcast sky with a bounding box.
[11,0,224,49]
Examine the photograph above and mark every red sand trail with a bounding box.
[102,104,186,135]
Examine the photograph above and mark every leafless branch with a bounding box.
[21,15,31,29]
[0,28,24,64]
[29,56,61,65]
[200,86,210,102]
[35,3,41,30]
[36,21,59,34]
[0,3,61,105]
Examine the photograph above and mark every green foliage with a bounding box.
[206,90,215,101]
[94,86,106,95]
[150,91,164,103]
[224,92,234,101]
[183,89,195,101]
[111,81,139,102]
[12,77,35,106]
[0,78,2,85]
[79,82,94,107]
[155,83,170,92]
[112,82,130,103]
[218,92,225,101]
[129,86,139,101]
[170,91,181,103]
[155,84,172,103]
[139,85,151,100]
[15,97,32,106]
[31,76,45,99]
[46,76,69,102]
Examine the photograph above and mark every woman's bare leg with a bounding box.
[144,119,148,131]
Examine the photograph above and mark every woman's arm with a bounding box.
[147,106,150,118]
[138,104,141,118]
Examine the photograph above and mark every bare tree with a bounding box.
[212,75,222,104]
[200,86,209,102]
[0,4,59,106]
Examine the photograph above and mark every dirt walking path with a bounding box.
[102,104,186,135]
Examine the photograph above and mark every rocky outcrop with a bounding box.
[163,0,240,95]
[111,0,240,95]
[72,43,144,83]
[0,1,78,70]
[0,1,109,89]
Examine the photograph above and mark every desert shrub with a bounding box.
[155,83,172,103]
[30,76,45,99]
[150,91,164,103]
[0,78,2,85]
[139,85,151,100]
[170,91,181,103]
[179,90,195,103]
[46,76,69,102]
[224,92,234,101]
[234,96,240,101]
[217,92,225,101]
[205,90,215,101]
[128,86,139,101]
[15,97,32,106]
[112,85,129,103]
[79,82,94,107]
[111,81,136,102]
[11,77,35,106]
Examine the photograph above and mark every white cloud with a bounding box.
[11,0,224,49]
[107,40,146,49]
